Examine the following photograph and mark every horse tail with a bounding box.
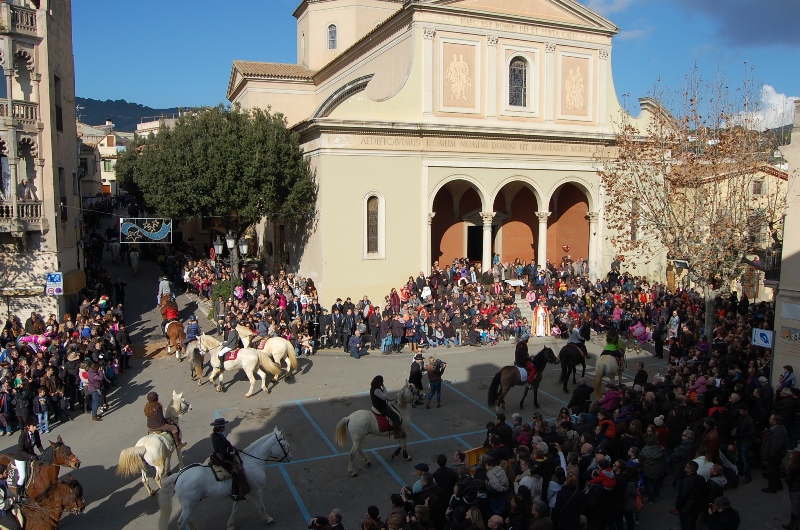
[116,446,147,477]
[257,348,283,378]
[593,362,605,399]
[286,341,298,372]
[487,371,502,408]
[335,417,350,447]
[157,473,180,530]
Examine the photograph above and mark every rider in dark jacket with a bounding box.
[370,376,405,439]
[210,418,250,501]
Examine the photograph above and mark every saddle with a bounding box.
[148,430,176,448]
[8,460,38,491]
[225,349,240,361]
[371,405,401,433]
[206,456,232,482]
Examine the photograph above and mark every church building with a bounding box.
[227,0,660,302]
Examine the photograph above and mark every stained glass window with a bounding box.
[367,196,379,254]
[509,58,527,107]
[328,25,337,50]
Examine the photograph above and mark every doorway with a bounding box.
[467,225,482,263]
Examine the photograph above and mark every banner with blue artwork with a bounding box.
[119,218,172,244]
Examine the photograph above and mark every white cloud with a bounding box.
[734,85,798,130]
[584,0,637,16]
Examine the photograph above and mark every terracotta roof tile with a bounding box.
[233,60,315,81]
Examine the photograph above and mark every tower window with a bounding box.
[509,57,527,107]
[328,24,337,50]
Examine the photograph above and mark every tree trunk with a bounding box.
[704,284,716,341]
[230,243,240,282]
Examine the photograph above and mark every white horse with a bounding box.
[255,337,299,392]
[236,325,255,348]
[130,250,140,275]
[593,351,626,399]
[335,382,421,477]
[158,427,292,530]
[195,334,276,398]
[109,239,121,264]
[116,391,193,496]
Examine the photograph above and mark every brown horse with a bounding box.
[487,346,558,410]
[0,435,81,501]
[159,296,186,359]
[20,477,85,530]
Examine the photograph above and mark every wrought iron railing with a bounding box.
[764,247,782,281]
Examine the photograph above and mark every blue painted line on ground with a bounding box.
[213,407,234,419]
[410,422,431,440]
[536,388,569,406]
[453,435,473,449]
[368,449,406,486]
[443,381,497,417]
[296,401,339,454]
[278,463,312,523]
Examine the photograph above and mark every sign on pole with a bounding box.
[752,328,774,349]
[45,272,63,296]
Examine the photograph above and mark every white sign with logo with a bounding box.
[45,272,63,296]
[752,329,774,349]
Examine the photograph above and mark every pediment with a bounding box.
[434,0,618,32]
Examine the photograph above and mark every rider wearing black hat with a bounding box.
[370,376,405,439]
[210,418,250,501]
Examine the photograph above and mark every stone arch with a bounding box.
[13,49,34,72]
[543,176,596,212]
[547,180,592,265]
[490,178,544,264]
[430,176,489,266]
[18,136,37,157]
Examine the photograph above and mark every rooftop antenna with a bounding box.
[75,104,84,122]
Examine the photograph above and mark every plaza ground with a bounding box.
[2,257,791,530]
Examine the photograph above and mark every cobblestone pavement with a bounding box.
[3,256,791,530]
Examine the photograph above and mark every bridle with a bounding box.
[396,384,420,405]
[238,433,292,463]
[177,397,192,415]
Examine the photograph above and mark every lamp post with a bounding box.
[213,236,223,280]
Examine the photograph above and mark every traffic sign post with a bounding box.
[752,328,774,349]
[45,272,63,296]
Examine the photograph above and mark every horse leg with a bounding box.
[175,446,185,470]
[251,486,273,524]
[390,447,402,459]
[520,385,529,409]
[348,439,360,477]
[141,468,155,496]
[533,386,540,408]
[226,500,241,530]
[244,369,257,398]
[580,359,586,379]
[257,368,268,394]
[177,504,196,530]
[284,357,293,379]
[400,437,410,461]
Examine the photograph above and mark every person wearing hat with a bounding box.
[183,314,201,352]
[144,392,185,448]
[250,313,269,350]
[370,376,404,439]
[210,418,250,501]
[409,354,426,406]
[362,505,381,529]
[513,332,536,389]
[217,319,241,368]
[156,276,172,306]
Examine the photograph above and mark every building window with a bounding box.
[54,75,63,132]
[328,24,337,50]
[72,171,79,195]
[752,180,764,196]
[58,167,67,221]
[103,160,113,172]
[363,192,385,259]
[367,196,379,254]
[509,57,527,107]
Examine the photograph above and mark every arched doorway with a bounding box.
[430,179,486,267]
[547,182,589,265]
[492,182,540,264]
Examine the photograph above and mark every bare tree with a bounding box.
[598,67,786,338]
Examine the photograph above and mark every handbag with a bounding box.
[635,489,644,511]
[405,328,414,338]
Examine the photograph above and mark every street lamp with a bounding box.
[213,235,224,280]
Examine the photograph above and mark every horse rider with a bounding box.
[603,329,625,371]
[567,322,588,358]
[161,300,179,338]
[0,464,21,530]
[369,376,405,439]
[217,318,241,369]
[183,314,201,352]
[250,314,269,349]
[156,275,173,306]
[409,354,427,406]
[210,418,251,501]
[513,332,537,389]
[13,418,43,502]
[144,392,186,449]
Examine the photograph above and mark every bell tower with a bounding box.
[294,0,404,71]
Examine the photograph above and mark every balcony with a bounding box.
[0,100,40,126]
[0,200,48,233]
[10,5,37,37]
[763,247,782,283]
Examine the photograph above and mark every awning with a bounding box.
[62,269,86,296]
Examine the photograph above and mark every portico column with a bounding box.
[587,211,600,282]
[481,211,495,273]
[536,211,551,268]
[426,212,435,272]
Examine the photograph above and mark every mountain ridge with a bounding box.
[76,97,184,132]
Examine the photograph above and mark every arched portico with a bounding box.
[430,178,489,270]
[543,180,599,279]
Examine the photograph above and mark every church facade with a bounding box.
[227,0,660,303]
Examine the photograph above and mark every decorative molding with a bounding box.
[423,27,436,39]
[586,211,600,223]
[427,212,436,225]
[598,50,609,59]
[480,211,496,225]
[18,135,37,157]
[545,43,556,53]
[487,35,498,46]
[536,211,552,222]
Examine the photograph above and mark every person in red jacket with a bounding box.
[595,409,616,452]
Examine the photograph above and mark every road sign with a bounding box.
[752,329,774,349]
[45,272,63,296]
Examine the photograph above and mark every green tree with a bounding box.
[115,105,316,277]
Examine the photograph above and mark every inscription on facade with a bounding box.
[432,15,607,43]
[328,135,600,156]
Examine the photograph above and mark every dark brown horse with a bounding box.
[159,296,186,359]
[0,436,81,501]
[21,477,85,530]
[558,342,588,394]
[487,346,558,410]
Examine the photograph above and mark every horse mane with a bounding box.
[40,444,56,464]
[243,430,280,453]
[531,346,553,370]
[200,334,220,348]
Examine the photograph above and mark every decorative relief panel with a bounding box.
[557,52,593,122]
[439,39,481,114]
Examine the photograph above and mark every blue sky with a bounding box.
[72,0,798,126]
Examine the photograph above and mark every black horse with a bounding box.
[558,342,588,394]
[488,346,559,410]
